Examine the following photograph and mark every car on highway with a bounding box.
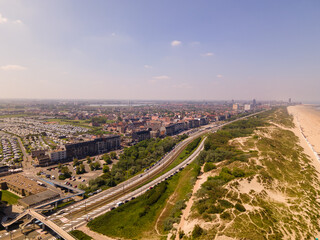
[116,202,123,207]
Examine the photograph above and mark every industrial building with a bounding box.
[0,174,46,197]
[18,189,60,208]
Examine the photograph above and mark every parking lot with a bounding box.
[0,132,23,165]
[37,157,107,190]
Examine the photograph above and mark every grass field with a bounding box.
[86,134,203,239]
[158,161,199,233]
[0,190,21,205]
[88,159,199,239]
[69,230,92,240]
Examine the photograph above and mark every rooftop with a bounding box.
[0,174,46,195]
[18,189,60,207]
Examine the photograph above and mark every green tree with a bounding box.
[110,152,117,159]
[76,163,86,174]
[192,225,203,238]
[90,161,101,171]
[59,166,71,180]
[204,162,216,172]
[73,158,79,167]
[103,165,110,173]
[102,154,112,164]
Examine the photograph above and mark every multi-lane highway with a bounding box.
[49,111,265,233]
[1,111,263,240]
[47,127,209,228]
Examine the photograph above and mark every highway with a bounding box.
[47,128,208,226]
[1,110,264,240]
[47,111,264,235]
[48,111,265,234]
[62,135,207,233]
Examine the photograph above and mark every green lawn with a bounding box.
[87,160,199,239]
[0,190,20,205]
[69,230,92,240]
[88,175,180,239]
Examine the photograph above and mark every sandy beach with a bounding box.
[288,105,320,157]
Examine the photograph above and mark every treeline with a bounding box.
[185,137,201,154]
[139,182,167,217]
[81,135,188,193]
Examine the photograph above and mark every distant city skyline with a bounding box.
[0,0,319,102]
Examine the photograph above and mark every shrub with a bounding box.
[192,224,203,238]
[221,211,232,220]
[179,230,185,239]
[103,165,110,173]
[203,162,216,172]
[218,199,233,208]
[232,167,245,177]
[235,203,246,212]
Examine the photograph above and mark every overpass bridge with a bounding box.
[2,209,75,240]
[1,178,84,239]
[33,178,85,209]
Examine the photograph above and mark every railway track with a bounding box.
[53,131,205,224]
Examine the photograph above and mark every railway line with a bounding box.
[50,129,207,224]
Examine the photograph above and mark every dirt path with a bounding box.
[77,225,116,240]
[154,192,177,236]
[174,167,212,239]
[154,168,193,237]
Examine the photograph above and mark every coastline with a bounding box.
[288,105,320,154]
[288,105,320,174]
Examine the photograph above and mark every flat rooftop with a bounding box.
[18,189,60,207]
[0,174,46,195]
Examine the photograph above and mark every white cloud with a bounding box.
[153,75,170,80]
[202,52,214,57]
[0,14,8,24]
[144,65,153,69]
[111,33,116,37]
[13,19,23,24]
[0,65,27,71]
[216,74,223,78]
[149,75,171,84]
[171,40,181,47]
[172,83,192,89]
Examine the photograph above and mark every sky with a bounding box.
[0,0,319,102]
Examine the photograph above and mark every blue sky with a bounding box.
[0,0,319,102]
